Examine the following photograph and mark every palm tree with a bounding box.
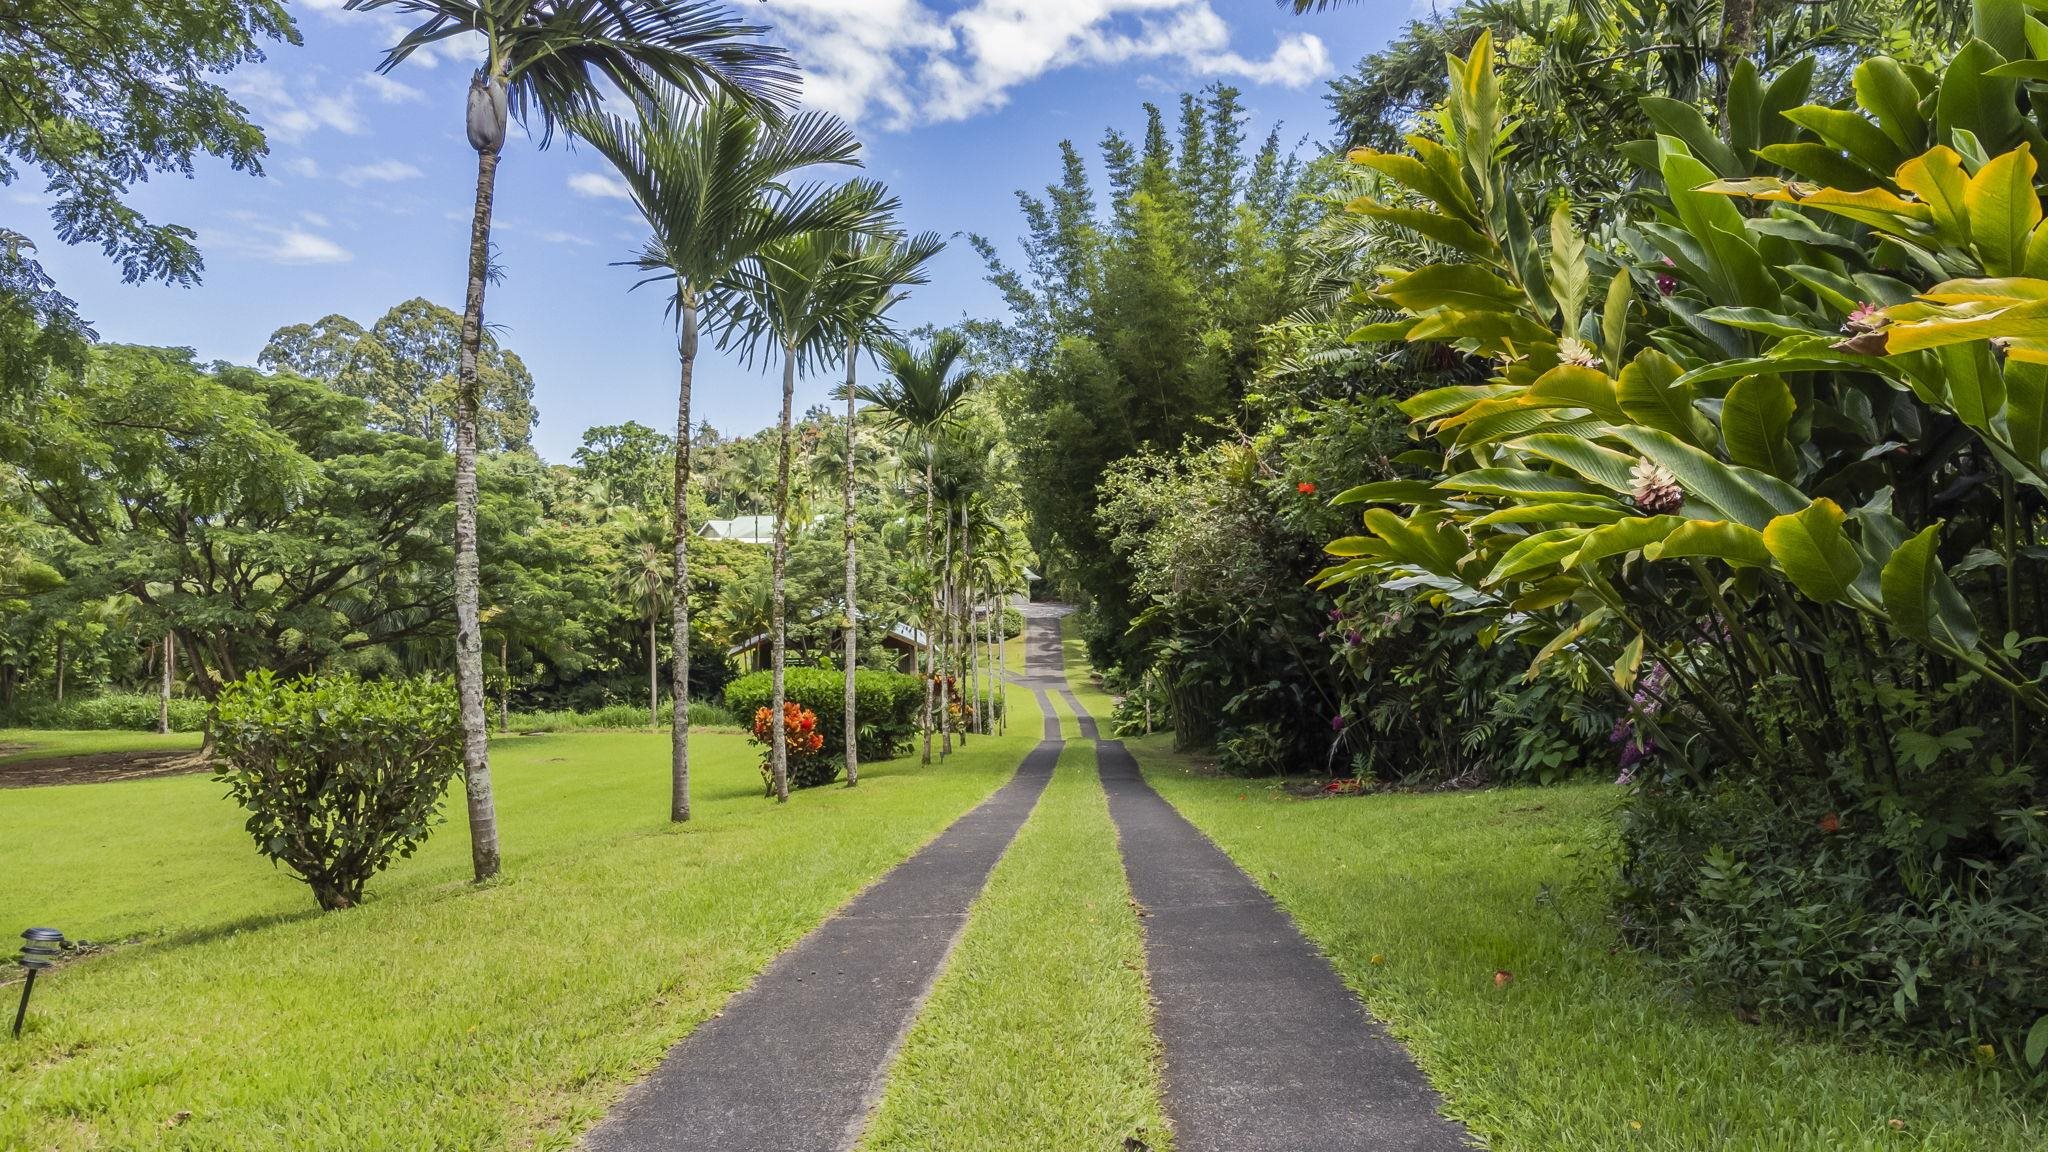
[860,332,980,765]
[725,215,894,800]
[572,91,875,821]
[346,0,795,879]
[831,232,943,786]
[616,516,670,729]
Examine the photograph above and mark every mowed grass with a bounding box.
[858,738,1170,1152]
[0,690,1040,1151]
[0,727,204,764]
[1133,739,2046,1151]
[1057,616,1117,721]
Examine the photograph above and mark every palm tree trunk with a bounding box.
[842,338,861,787]
[454,144,502,883]
[939,507,952,758]
[769,344,797,802]
[921,450,935,766]
[649,606,659,730]
[54,633,64,705]
[499,634,510,734]
[962,514,975,742]
[670,298,699,823]
[158,631,174,735]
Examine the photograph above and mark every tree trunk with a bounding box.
[454,144,503,883]
[769,345,797,802]
[670,298,699,823]
[158,631,174,735]
[649,606,660,730]
[940,506,952,758]
[1718,0,1757,96]
[54,633,64,705]
[962,511,976,741]
[921,451,935,766]
[500,634,509,734]
[843,338,861,787]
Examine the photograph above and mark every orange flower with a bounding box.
[1297,481,1317,495]
[1818,812,1840,833]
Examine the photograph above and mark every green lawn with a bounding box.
[0,727,205,765]
[0,688,1040,1151]
[1058,614,1118,721]
[1132,738,2045,1151]
[859,738,1169,1152]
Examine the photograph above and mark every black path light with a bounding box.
[12,927,63,1038]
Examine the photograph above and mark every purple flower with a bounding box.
[1345,630,1364,646]
[1328,607,1345,621]
[1656,272,1679,296]
[1331,715,1349,731]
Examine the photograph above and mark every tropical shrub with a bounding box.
[505,701,737,733]
[1326,7,2048,1075]
[751,701,830,792]
[724,667,923,761]
[2,692,207,732]
[213,671,461,911]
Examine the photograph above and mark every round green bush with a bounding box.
[724,668,924,763]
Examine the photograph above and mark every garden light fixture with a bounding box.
[13,927,63,1038]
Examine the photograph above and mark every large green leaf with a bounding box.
[1854,57,1929,155]
[1649,519,1772,566]
[1784,105,1907,173]
[1569,515,1687,569]
[1999,359,2048,470]
[1487,527,1591,584]
[1331,479,1441,507]
[1939,340,2007,429]
[1348,148,1480,224]
[1471,502,1632,527]
[1896,146,1971,246]
[1508,434,1639,492]
[1764,498,1865,603]
[1348,202,1492,257]
[1659,136,1778,309]
[1438,467,1602,500]
[1721,374,1800,479]
[1937,40,2023,157]
[1881,523,1982,650]
[1522,364,1624,421]
[1382,263,1525,314]
[1965,144,2042,275]
[1612,426,1808,528]
[1362,508,1469,579]
[1616,349,1713,447]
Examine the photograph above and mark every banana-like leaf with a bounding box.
[1940,340,2007,428]
[1885,296,2048,352]
[1326,536,1389,558]
[1570,515,1688,569]
[1347,201,1493,257]
[1548,200,1591,331]
[1522,363,1624,421]
[1471,502,1632,527]
[1854,57,1930,155]
[1649,519,1773,566]
[1383,263,1525,314]
[1722,374,1800,479]
[1508,434,1639,492]
[2000,360,2048,470]
[1406,308,1557,350]
[1488,527,1592,584]
[1363,508,1470,579]
[1896,146,1971,246]
[1662,137,1778,308]
[1332,479,1441,507]
[1784,105,1908,173]
[1613,631,1646,692]
[1617,349,1714,447]
[1437,467,1603,500]
[1881,524,1982,650]
[1764,498,1866,603]
[1602,269,1633,369]
[1401,383,1514,421]
[1966,144,2041,275]
[1613,426,1809,527]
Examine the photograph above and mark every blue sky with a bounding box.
[13,1,1416,461]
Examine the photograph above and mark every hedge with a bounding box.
[2,693,208,732]
[724,668,924,762]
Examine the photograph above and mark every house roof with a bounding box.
[697,515,777,543]
[724,606,930,659]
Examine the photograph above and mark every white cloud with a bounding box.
[360,72,426,103]
[568,171,632,199]
[231,70,365,139]
[271,231,354,264]
[339,160,425,186]
[763,0,1330,128]
[283,156,321,178]
[540,230,593,246]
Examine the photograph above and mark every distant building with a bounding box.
[725,610,930,674]
[697,516,778,544]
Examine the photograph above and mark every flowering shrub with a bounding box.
[751,701,832,792]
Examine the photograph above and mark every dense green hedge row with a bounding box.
[724,668,924,763]
[1,693,208,732]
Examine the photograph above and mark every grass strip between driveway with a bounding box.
[857,738,1171,1152]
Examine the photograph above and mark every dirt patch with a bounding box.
[0,749,212,788]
